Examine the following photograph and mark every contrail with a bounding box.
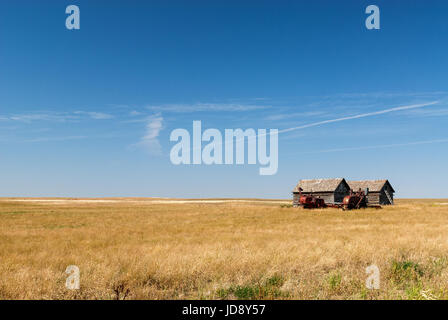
[278,101,439,134]
[189,100,440,151]
[299,138,448,154]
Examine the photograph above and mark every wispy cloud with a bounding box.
[147,103,269,113]
[300,138,448,154]
[0,135,89,143]
[406,107,448,117]
[0,113,78,122]
[264,111,327,121]
[23,135,88,143]
[312,91,448,100]
[278,101,439,134]
[74,111,114,119]
[136,114,164,155]
[129,110,143,116]
[192,101,441,152]
[0,111,114,122]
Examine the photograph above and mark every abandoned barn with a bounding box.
[292,178,351,205]
[347,180,395,205]
[292,178,395,206]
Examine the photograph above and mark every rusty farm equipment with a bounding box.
[298,194,326,209]
[295,187,327,209]
[341,189,368,210]
[295,187,381,210]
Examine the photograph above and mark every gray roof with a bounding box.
[347,180,395,193]
[293,178,346,193]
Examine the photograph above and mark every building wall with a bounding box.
[382,184,394,205]
[334,182,350,203]
[292,193,300,206]
[379,190,394,205]
[367,191,394,205]
[366,192,381,205]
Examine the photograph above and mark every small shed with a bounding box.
[347,180,395,205]
[292,178,351,206]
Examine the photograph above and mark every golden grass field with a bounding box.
[1,198,448,300]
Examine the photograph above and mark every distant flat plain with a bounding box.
[1,198,447,300]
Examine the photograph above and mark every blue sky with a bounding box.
[1,0,447,198]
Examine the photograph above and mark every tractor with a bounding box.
[297,188,327,209]
[342,189,368,210]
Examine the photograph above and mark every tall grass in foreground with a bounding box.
[1,198,448,299]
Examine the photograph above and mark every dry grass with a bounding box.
[1,198,448,300]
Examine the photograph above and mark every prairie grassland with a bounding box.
[1,198,448,300]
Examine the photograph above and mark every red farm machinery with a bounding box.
[341,189,368,210]
[295,188,380,210]
[297,192,327,209]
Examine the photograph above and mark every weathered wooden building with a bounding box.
[347,180,395,205]
[292,178,351,206]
